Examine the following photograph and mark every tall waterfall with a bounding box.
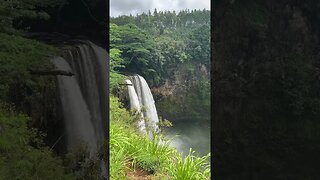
[125,79,147,134]
[52,41,108,174]
[53,57,97,153]
[126,75,159,137]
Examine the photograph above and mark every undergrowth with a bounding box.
[0,103,74,179]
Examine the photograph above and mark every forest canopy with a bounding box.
[110,9,210,87]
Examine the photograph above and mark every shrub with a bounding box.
[0,104,74,179]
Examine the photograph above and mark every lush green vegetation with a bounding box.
[110,9,210,87]
[110,96,210,179]
[0,104,74,179]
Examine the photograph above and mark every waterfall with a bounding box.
[52,41,108,176]
[52,57,97,153]
[125,79,147,134]
[62,41,108,147]
[126,75,159,137]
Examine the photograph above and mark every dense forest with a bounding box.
[214,0,320,179]
[110,8,210,84]
[109,9,211,179]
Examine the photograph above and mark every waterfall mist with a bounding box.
[164,120,210,157]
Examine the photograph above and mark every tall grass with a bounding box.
[166,149,211,180]
[109,147,127,180]
[110,96,211,179]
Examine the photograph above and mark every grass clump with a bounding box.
[110,96,211,179]
[166,149,211,179]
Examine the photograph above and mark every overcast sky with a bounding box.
[110,0,210,17]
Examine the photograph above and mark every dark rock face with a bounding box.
[213,1,320,179]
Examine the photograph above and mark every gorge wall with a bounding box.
[152,62,210,123]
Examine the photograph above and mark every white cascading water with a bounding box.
[52,57,97,154]
[126,75,159,137]
[125,79,147,134]
[63,41,108,147]
[52,41,108,177]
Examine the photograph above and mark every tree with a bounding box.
[186,24,210,66]
[109,48,125,72]
[110,23,154,76]
[153,8,158,17]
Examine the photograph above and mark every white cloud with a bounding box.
[110,0,210,17]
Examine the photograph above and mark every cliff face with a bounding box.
[152,62,210,122]
[213,1,320,178]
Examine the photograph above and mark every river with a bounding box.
[163,118,210,157]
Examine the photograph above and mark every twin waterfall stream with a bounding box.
[125,75,160,138]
